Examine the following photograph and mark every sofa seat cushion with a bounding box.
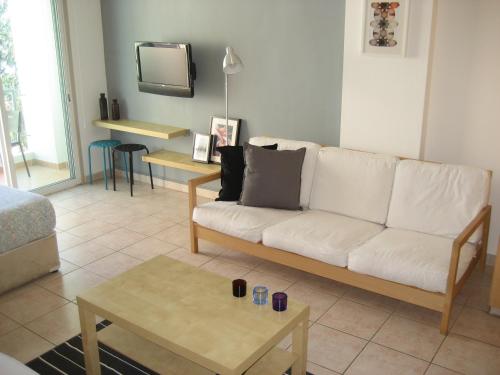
[309,147,399,224]
[249,137,322,208]
[193,201,301,243]
[262,210,384,267]
[348,228,477,293]
[386,160,491,242]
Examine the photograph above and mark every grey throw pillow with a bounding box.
[240,143,306,210]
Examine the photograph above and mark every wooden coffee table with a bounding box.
[76,256,310,375]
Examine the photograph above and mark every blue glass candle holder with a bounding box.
[253,286,268,305]
[272,292,288,312]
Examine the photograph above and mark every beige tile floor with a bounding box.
[1,165,70,191]
[0,180,499,374]
[18,165,71,191]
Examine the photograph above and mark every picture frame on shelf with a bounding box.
[192,133,212,164]
[361,0,410,57]
[209,116,241,163]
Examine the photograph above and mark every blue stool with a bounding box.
[88,140,128,190]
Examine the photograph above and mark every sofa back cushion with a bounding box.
[249,137,321,208]
[386,160,491,242]
[309,147,398,224]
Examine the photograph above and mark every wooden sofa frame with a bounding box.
[188,171,492,334]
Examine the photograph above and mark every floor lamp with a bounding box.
[222,47,243,145]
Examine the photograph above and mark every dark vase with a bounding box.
[99,93,108,120]
[111,99,120,121]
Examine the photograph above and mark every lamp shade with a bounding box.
[223,47,243,75]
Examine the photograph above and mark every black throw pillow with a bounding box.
[216,144,278,201]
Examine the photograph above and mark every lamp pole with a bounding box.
[222,46,243,147]
[225,73,229,146]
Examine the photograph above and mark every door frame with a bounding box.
[34,0,82,195]
[0,82,16,187]
[0,0,82,195]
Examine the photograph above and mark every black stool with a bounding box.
[112,144,153,197]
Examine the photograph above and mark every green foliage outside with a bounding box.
[0,0,19,110]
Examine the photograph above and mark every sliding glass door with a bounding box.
[0,0,80,193]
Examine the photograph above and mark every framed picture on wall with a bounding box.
[192,133,212,163]
[209,116,241,163]
[362,0,410,57]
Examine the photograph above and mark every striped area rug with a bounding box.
[27,321,156,375]
[26,321,313,375]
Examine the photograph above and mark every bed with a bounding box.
[0,186,59,294]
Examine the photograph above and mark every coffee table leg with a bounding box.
[78,305,101,375]
[291,317,308,374]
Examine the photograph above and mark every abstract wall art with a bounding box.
[362,0,410,56]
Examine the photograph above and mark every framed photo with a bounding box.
[192,133,212,163]
[209,116,241,163]
[362,0,410,57]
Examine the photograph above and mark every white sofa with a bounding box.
[189,137,492,334]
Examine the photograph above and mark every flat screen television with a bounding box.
[135,42,196,98]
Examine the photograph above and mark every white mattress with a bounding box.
[0,186,56,253]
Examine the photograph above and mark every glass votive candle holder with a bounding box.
[253,286,269,305]
[272,292,288,312]
[232,279,247,297]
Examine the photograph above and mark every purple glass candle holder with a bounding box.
[272,292,288,312]
[232,279,247,297]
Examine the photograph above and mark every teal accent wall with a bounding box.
[101,0,345,184]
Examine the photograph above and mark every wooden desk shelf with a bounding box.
[98,324,297,375]
[93,119,189,140]
[98,324,213,375]
[93,119,220,175]
[142,150,221,175]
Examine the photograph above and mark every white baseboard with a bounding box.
[490,307,500,316]
[114,170,219,199]
[487,253,496,266]
[84,171,106,183]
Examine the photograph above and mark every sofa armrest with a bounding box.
[188,171,222,219]
[453,205,492,248]
[445,205,492,295]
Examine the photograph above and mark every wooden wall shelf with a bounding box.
[94,119,219,175]
[142,150,221,175]
[93,119,189,140]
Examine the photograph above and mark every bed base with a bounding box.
[0,233,60,295]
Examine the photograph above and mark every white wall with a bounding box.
[340,0,435,158]
[65,0,109,177]
[424,0,500,255]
